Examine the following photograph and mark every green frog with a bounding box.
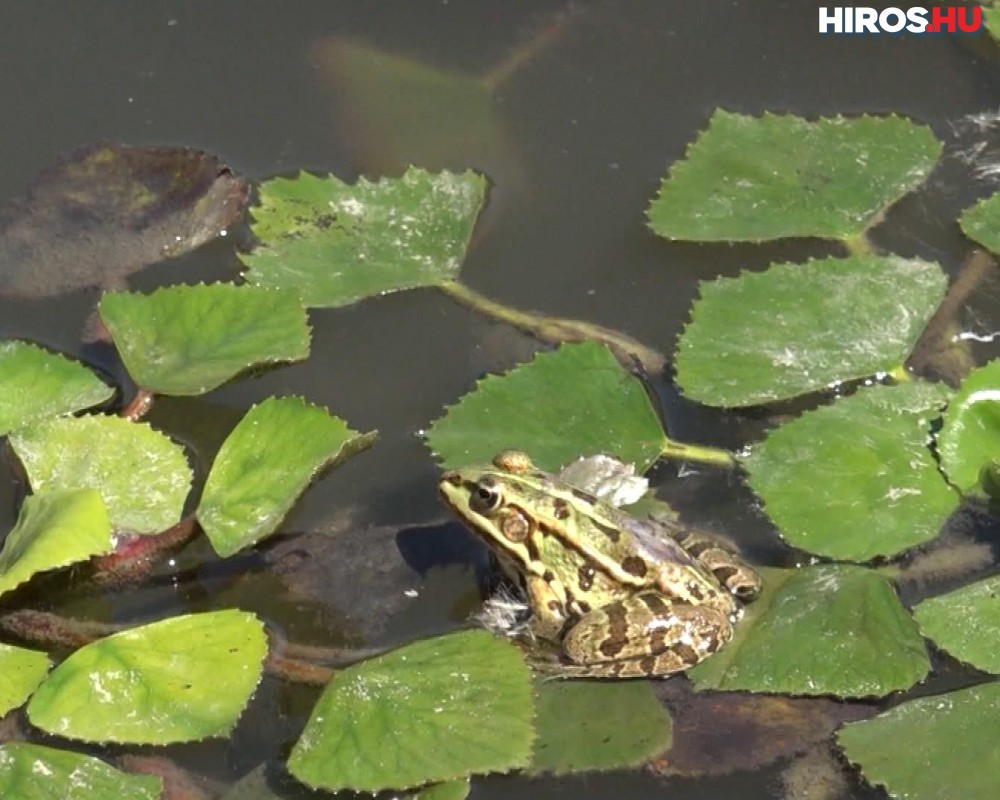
[439,450,761,678]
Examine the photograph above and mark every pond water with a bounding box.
[1,2,999,798]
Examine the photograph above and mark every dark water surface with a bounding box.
[1,2,999,797]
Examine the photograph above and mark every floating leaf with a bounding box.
[0,144,247,297]
[0,490,112,598]
[938,359,1000,492]
[241,168,485,308]
[288,630,533,793]
[528,681,671,775]
[743,381,956,561]
[10,415,192,534]
[689,565,929,697]
[986,4,1000,40]
[99,284,310,396]
[426,341,666,472]
[675,255,948,407]
[197,397,375,557]
[914,574,1000,674]
[838,682,1000,800]
[28,610,266,744]
[0,742,161,799]
[648,111,941,242]
[413,780,471,800]
[0,644,50,716]
[961,186,1000,256]
[0,341,113,436]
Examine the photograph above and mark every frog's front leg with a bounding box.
[561,591,733,678]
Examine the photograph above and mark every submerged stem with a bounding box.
[438,280,667,374]
[660,438,734,467]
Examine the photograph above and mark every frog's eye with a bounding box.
[470,479,502,515]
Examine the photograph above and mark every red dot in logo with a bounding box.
[926,24,937,32]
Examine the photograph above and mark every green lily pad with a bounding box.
[647,110,941,242]
[938,359,1000,492]
[689,565,929,697]
[9,415,192,534]
[961,186,1000,256]
[838,682,1000,800]
[426,341,666,472]
[0,489,112,598]
[28,610,266,744]
[287,629,534,793]
[913,574,1000,674]
[0,644,50,716]
[0,341,113,436]
[0,742,161,799]
[197,397,376,557]
[986,4,1000,39]
[676,255,948,407]
[241,168,486,308]
[528,681,672,775]
[99,283,310,395]
[742,381,956,561]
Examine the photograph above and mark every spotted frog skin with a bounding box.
[439,450,761,678]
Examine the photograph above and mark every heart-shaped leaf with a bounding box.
[10,415,192,534]
[426,341,666,472]
[99,284,310,396]
[0,341,113,436]
[0,644,50,716]
[242,168,486,307]
[288,630,534,793]
[742,381,956,561]
[28,610,266,744]
[197,397,375,556]
[0,742,161,799]
[0,489,112,598]
[689,565,929,697]
[938,359,1000,492]
[648,111,941,242]
[676,256,948,407]
[838,682,1000,800]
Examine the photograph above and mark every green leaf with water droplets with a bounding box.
[938,359,1000,492]
[28,610,266,744]
[838,682,1000,800]
[961,185,1000,257]
[914,573,1000,674]
[197,396,375,557]
[0,644,50,716]
[0,490,112,598]
[648,110,941,242]
[689,565,929,697]
[99,283,310,396]
[0,742,161,799]
[9,415,192,534]
[426,341,666,472]
[675,255,947,407]
[288,629,534,793]
[0,341,112,436]
[742,381,956,561]
[241,168,486,307]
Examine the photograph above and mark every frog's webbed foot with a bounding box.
[560,592,733,678]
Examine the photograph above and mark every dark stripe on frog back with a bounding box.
[534,518,643,587]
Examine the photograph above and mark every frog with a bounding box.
[438,450,762,678]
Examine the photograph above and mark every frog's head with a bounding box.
[438,450,549,572]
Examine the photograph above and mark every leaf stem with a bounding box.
[842,233,874,256]
[438,280,667,374]
[481,7,583,90]
[660,437,734,467]
[121,388,155,421]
